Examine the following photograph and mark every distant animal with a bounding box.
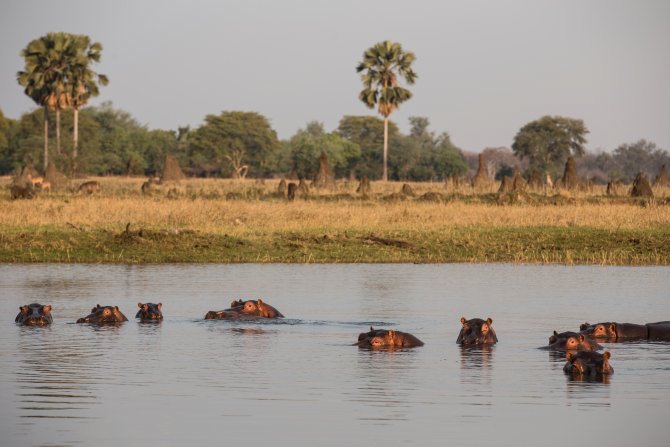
[37,181,51,193]
[287,182,298,201]
[28,175,44,187]
[78,181,101,194]
[545,173,553,189]
[141,177,161,194]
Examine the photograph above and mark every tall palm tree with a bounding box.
[68,36,108,176]
[356,40,417,181]
[17,32,74,169]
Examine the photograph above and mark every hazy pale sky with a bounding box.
[1,0,669,152]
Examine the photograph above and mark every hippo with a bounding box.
[457,317,498,345]
[543,331,602,351]
[136,302,163,322]
[204,298,284,320]
[355,327,424,349]
[76,304,128,325]
[579,321,670,342]
[15,303,53,326]
[563,351,613,377]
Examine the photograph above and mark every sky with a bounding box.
[1,0,669,153]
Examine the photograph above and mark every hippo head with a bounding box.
[76,304,128,325]
[15,303,53,326]
[136,302,163,321]
[579,322,617,340]
[355,327,424,349]
[240,299,284,318]
[545,331,602,351]
[457,317,498,345]
[564,351,613,376]
[368,330,397,349]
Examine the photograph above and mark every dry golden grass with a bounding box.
[1,176,669,235]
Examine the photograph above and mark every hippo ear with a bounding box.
[603,351,611,360]
[157,303,162,309]
[370,326,374,331]
[257,298,264,308]
[387,330,395,338]
[460,317,466,325]
[553,330,558,336]
[578,334,585,342]
[114,306,120,311]
[580,322,589,331]
[137,303,143,308]
[608,323,616,333]
[20,305,28,314]
[42,305,52,313]
[96,304,101,308]
[487,318,493,325]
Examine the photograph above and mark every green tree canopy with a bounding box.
[512,115,588,176]
[612,139,669,181]
[285,121,360,179]
[188,111,280,178]
[390,117,467,181]
[336,115,399,179]
[356,40,417,181]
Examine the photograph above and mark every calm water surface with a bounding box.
[1,264,669,446]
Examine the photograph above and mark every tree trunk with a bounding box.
[73,107,79,177]
[43,105,49,170]
[55,108,61,155]
[383,117,389,181]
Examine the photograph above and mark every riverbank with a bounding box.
[1,224,668,264]
[1,176,669,264]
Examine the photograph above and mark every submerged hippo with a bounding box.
[204,298,284,320]
[76,305,128,325]
[15,303,53,326]
[355,327,424,349]
[563,351,613,377]
[579,321,670,342]
[543,331,602,351]
[457,317,498,345]
[136,302,163,322]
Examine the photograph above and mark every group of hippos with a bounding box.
[15,299,670,380]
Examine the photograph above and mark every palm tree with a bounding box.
[356,40,417,181]
[68,36,108,176]
[17,33,75,169]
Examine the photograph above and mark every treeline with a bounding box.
[1,103,668,183]
[0,103,467,181]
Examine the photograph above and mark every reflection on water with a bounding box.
[1,264,670,446]
[353,349,422,423]
[16,326,99,421]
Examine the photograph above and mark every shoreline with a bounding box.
[1,225,668,265]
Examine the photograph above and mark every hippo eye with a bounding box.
[567,338,576,346]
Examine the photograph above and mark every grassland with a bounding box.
[1,176,669,264]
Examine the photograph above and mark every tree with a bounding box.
[17,33,66,169]
[512,115,588,177]
[68,35,108,176]
[0,109,14,173]
[336,115,400,179]
[356,40,417,181]
[286,122,360,179]
[188,111,280,178]
[612,139,670,181]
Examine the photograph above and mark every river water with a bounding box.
[1,264,669,446]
